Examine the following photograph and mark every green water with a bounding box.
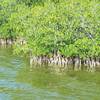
[0,47,100,100]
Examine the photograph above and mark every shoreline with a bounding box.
[30,54,100,72]
[0,38,100,72]
[0,38,14,45]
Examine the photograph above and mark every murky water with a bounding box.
[0,47,100,100]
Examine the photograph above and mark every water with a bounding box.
[0,47,100,100]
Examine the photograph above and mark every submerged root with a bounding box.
[30,54,100,72]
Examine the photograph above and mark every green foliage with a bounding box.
[0,0,17,38]
[0,0,100,58]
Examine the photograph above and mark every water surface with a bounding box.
[0,47,100,100]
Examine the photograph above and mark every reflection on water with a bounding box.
[0,47,100,100]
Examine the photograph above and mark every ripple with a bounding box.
[0,67,16,78]
[0,93,12,100]
[0,80,32,90]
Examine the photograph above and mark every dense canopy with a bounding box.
[0,0,100,58]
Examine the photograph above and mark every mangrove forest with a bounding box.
[0,0,100,71]
[0,0,100,100]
